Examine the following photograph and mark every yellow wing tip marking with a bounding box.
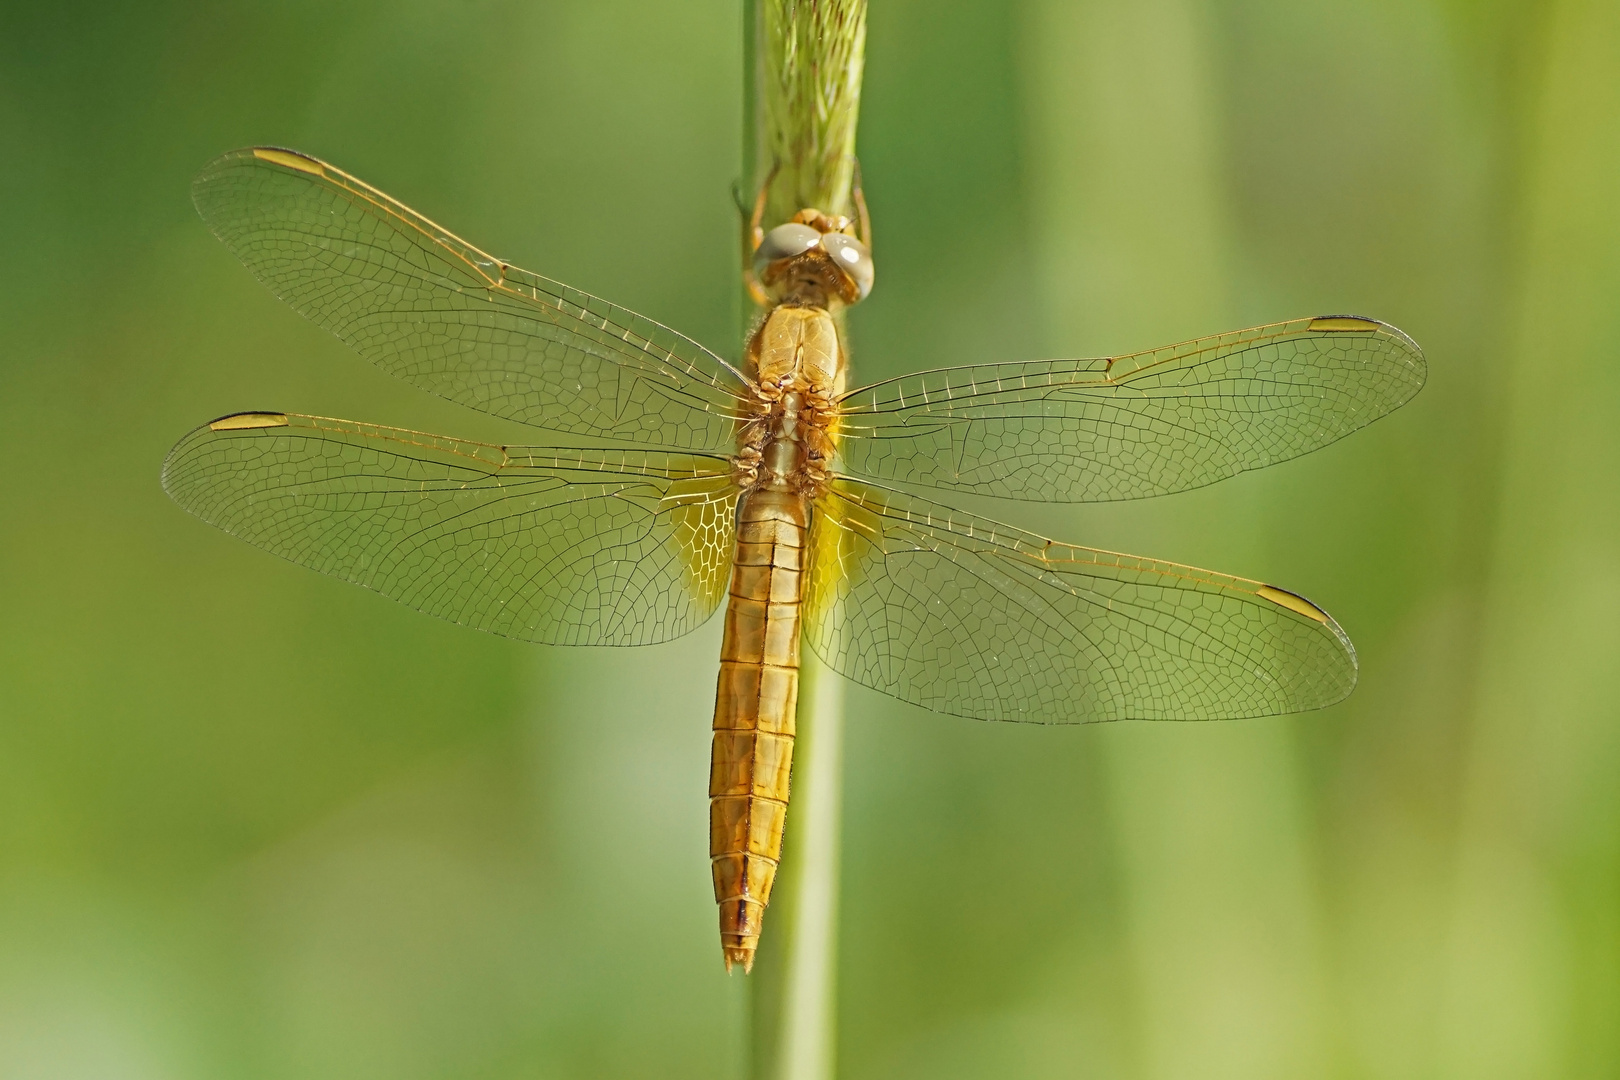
[1308,315,1381,332]
[1257,584,1331,623]
[210,412,290,431]
[252,148,325,176]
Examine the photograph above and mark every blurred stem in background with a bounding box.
[741,2,866,1078]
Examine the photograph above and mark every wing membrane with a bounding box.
[836,316,1424,501]
[162,412,738,645]
[805,478,1355,722]
[192,148,752,451]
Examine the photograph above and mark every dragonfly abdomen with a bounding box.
[709,487,808,973]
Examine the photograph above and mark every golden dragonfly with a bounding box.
[164,148,1425,972]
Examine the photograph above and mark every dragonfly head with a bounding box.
[753,209,873,306]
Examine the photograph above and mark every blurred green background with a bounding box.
[1,0,1616,1076]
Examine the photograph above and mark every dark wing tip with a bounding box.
[195,145,325,177]
[1254,582,1360,712]
[245,147,326,175]
[207,411,290,431]
[1307,314,1428,407]
[160,411,291,499]
[1309,313,1425,364]
[191,146,329,223]
[1256,583,1331,622]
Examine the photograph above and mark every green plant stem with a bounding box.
[742,3,867,1078]
[750,650,845,1079]
[746,0,868,226]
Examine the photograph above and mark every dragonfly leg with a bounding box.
[743,272,771,308]
[851,157,873,251]
[747,162,779,251]
[740,162,781,307]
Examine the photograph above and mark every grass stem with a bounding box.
[741,3,867,1077]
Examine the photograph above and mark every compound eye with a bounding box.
[753,222,822,275]
[819,231,874,300]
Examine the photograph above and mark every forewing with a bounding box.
[805,478,1355,722]
[837,316,1424,501]
[162,412,737,645]
[192,148,752,451]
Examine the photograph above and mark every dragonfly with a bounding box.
[163,148,1425,973]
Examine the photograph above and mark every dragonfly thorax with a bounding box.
[759,392,806,482]
[734,306,841,496]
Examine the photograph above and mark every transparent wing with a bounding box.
[162,412,738,646]
[192,148,753,452]
[805,478,1355,723]
[836,316,1424,501]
